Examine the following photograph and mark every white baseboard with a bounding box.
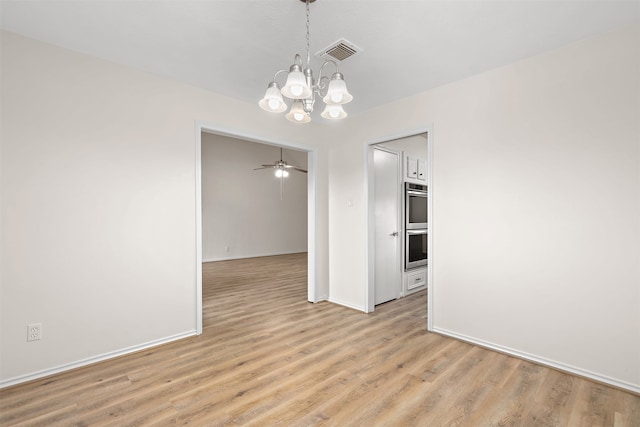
[328,297,365,312]
[312,294,329,303]
[433,327,640,394]
[0,330,196,389]
[203,250,307,263]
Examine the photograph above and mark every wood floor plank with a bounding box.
[1,252,638,426]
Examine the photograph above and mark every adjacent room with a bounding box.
[1,0,638,425]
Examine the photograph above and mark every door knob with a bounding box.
[390,232,398,237]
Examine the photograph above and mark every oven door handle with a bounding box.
[406,190,427,197]
[407,229,428,235]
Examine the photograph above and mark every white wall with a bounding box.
[0,31,330,385]
[201,133,307,261]
[326,137,369,310]
[328,24,640,391]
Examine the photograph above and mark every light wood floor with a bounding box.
[1,253,638,426]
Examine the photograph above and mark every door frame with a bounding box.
[195,121,317,335]
[365,127,433,331]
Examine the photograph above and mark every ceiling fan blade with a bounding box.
[283,164,305,170]
[254,148,307,174]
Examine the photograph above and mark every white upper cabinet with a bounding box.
[406,155,427,182]
[406,156,418,180]
[417,159,427,181]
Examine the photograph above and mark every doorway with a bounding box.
[195,122,318,334]
[366,129,432,329]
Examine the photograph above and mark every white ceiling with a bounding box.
[1,1,638,117]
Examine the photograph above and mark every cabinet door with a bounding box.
[417,159,427,181]
[406,269,427,290]
[406,156,418,179]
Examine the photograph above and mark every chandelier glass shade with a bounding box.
[258,82,287,113]
[286,99,312,123]
[281,64,313,99]
[259,0,353,123]
[323,73,353,105]
[320,103,347,120]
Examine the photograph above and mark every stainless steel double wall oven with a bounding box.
[405,182,428,269]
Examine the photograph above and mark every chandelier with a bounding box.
[259,0,353,123]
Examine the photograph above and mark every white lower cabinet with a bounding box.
[405,268,427,293]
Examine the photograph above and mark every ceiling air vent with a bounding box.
[316,39,362,62]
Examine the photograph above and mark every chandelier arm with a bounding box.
[315,75,331,97]
[317,59,338,86]
[272,69,289,85]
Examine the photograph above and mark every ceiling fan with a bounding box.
[254,147,307,200]
[253,147,307,177]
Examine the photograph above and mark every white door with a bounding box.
[373,148,401,305]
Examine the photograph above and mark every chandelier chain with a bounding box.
[305,0,311,66]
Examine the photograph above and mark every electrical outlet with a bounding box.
[27,323,42,342]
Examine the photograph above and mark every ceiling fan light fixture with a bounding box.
[275,168,289,178]
[259,81,287,113]
[254,147,307,199]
